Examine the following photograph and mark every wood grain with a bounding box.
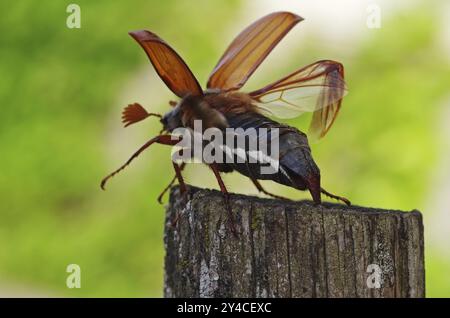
[164,186,425,298]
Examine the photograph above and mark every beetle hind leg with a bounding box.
[321,187,351,206]
[251,178,289,201]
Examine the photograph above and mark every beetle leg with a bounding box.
[101,134,180,190]
[168,162,188,227]
[157,175,177,204]
[321,188,351,206]
[251,178,290,201]
[209,163,238,237]
[173,162,187,195]
[158,162,187,204]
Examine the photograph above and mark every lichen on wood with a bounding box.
[164,185,425,298]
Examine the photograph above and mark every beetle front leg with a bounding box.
[101,134,180,190]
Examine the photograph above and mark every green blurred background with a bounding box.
[1,0,449,297]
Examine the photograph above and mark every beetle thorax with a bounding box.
[161,94,229,132]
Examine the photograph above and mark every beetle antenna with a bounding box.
[122,103,162,127]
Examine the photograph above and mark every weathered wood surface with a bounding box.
[164,185,425,298]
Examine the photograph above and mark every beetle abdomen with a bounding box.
[218,112,321,202]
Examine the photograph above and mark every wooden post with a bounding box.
[164,186,425,298]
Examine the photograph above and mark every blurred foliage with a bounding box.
[307,8,450,297]
[0,0,241,297]
[0,1,449,297]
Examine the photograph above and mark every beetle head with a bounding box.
[160,103,183,132]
